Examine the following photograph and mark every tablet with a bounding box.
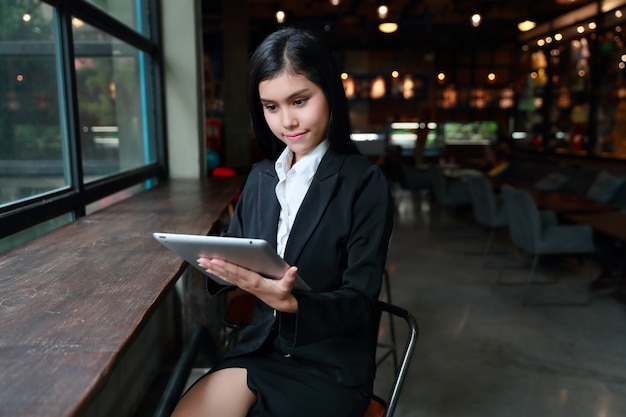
[153,232,310,291]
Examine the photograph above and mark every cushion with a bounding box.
[585,170,625,204]
[533,172,569,192]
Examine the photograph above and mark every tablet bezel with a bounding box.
[153,232,310,291]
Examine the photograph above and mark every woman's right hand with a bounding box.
[198,257,299,313]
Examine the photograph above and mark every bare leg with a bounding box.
[171,368,256,417]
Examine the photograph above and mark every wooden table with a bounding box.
[491,178,619,214]
[529,189,619,214]
[0,177,245,417]
[565,211,626,242]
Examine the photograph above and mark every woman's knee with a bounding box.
[171,368,256,417]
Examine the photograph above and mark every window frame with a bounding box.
[0,0,167,240]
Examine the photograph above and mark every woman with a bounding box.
[171,27,394,417]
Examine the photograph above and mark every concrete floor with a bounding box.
[374,188,626,417]
[171,188,626,417]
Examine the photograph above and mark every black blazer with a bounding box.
[209,149,394,387]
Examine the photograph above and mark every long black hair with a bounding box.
[248,27,360,160]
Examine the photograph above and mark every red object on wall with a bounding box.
[206,118,222,151]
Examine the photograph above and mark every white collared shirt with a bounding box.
[274,140,329,257]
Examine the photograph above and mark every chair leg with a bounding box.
[496,251,558,286]
[522,255,593,307]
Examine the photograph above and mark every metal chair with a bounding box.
[500,185,596,306]
[366,301,419,417]
[466,174,508,257]
[376,269,398,370]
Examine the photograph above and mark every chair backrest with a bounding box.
[467,174,500,227]
[501,185,542,253]
[367,301,419,417]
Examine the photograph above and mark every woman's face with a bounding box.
[259,71,329,164]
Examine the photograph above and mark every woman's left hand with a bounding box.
[197,257,299,313]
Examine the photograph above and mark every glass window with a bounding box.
[73,21,157,182]
[0,213,73,253]
[84,0,149,35]
[1,0,162,248]
[0,1,70,208]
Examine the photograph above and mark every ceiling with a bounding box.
[204,0,597,50]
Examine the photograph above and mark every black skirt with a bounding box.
[197,335,371,417]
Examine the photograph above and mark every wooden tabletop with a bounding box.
[491,179,619,214]
[565,211,626,242]
[0,177,245,417]
[529,189,619,214]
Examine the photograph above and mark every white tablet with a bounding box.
[153,232,310,291]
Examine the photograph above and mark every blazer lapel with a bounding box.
[256,166,280,248]
[284,151,345,264]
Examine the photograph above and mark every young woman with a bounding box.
[171,27,394,417]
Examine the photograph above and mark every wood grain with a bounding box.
[0,177,244,417]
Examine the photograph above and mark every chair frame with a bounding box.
[370,301,419,417]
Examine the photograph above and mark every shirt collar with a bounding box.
[275,140,329,180]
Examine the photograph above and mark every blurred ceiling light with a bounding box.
[22,13,31,22]
[402,75,415,99]
[471,13,481,27]
[378,22,398,33]
[330,0,340,5]
[276,10,286,24]
[518,20,536,32]
[554,33,563,41]
[370,76,386,99]
[378,5,389,19]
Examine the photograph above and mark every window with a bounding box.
[0,1,69,207]
[0,0,164,249]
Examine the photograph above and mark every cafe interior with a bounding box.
[1,0,626,416]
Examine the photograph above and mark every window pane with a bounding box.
[73,21,157,182]
[84,0,150,35]
[0,213,73,253]
[0,1,70,207]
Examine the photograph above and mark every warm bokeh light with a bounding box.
[330,0,340,5]
[437,72,446,82]
[370,76,386,99]
[517,20,536,32]
[554,33,563,41]
[342,76,355,99]
[471,14,481,27]
[402,75,415,99]
[487,73,496,82]
[276,10,286,24]
[378,22,398,33]
[377,5,388,19]
[391,70,399,78]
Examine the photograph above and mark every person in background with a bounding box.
[171,27,394,417]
